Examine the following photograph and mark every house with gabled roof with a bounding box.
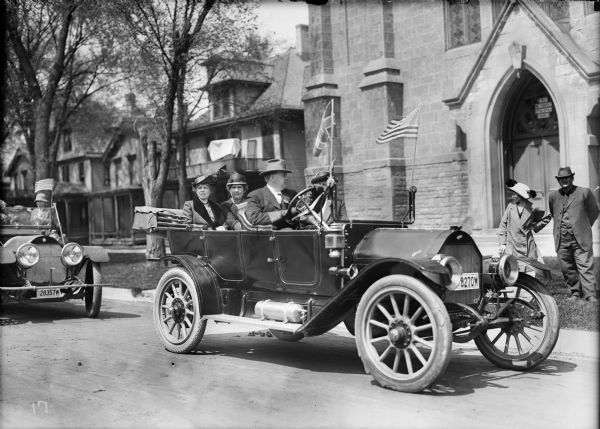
[184,24,310,198]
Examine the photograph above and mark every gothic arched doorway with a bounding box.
[502,71,560,216]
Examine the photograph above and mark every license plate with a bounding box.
[458,273,480,290]
[33,289,64,299]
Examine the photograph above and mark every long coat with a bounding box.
[498,201,550,261]
[549,186,599,252]
[245,186,296,225]
[182,199,226,229]
[221,199,248,230]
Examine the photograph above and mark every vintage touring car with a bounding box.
[0,205,109,317]
[137,176,560,392]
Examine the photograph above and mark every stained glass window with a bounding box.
[445,0,481,50]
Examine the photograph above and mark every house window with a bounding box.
[585,1,599,14]
[63,130,72,152]
[492,0,507,23]
[261,125,274,159]
[78,162,85,183]
[61,165,70,182]
[103,164,110,186]
[444,0,481,50]
[20,170,28,190]
[211,87,232,120]
[113,158,121,188]
[539,0,569,22]
[127,154,137,185]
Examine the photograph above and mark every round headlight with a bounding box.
[16,243,40,268]
[498,254,519,285]
[61,242,83,266]
[433,254,463,290]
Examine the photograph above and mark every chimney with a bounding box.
[295,24,310,61]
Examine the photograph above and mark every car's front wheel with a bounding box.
[474,274,559,370]
[355,275,452,393]
[84,262,102,318]
[153,267,207,353]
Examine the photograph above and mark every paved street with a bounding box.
[1,298,598,429]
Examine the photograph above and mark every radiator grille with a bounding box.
[26,245,66,284]
[439,243,482,274]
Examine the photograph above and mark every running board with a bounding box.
[203,314,303,333]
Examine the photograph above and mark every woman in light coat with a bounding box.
[498,179,551,263]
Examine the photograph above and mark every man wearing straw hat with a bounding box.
[246,159,297,226]
[549,167,599,302]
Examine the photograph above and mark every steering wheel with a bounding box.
[284,187,329,229]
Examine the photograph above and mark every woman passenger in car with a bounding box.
[182,175,226,230]
[220,172,249,230]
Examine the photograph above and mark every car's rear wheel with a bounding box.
[154,267,206,353]
[474,275,559,370]
[84,262,102,318]
[355,275,452,393]
[269,329,303,342]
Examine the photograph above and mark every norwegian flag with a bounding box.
[376,107,420,144]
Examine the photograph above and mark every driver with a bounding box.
[246,159,297,227]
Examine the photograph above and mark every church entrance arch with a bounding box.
[491,70,560,227]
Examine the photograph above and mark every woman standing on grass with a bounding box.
[498,179,551,265]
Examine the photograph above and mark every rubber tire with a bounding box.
[153,267,207,353]
[474,275,560,370]
[355,275,452,393]
[269,329,304,342]
[84,262,102,318]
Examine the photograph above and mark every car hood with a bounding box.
[353,228,477,264]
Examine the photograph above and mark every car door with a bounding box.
[274,230,321,291]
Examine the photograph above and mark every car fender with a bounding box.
[82,246,110,263]
[162,254,223,315]
[297,257,450,336]
[0,246,16,263]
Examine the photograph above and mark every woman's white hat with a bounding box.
[505,179,536,200]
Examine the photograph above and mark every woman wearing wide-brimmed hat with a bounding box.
[182,175,226,230]
[220,172,249,230]
[498,179,551,264]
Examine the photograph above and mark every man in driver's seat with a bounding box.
[246,159,297,227]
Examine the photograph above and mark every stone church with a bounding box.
[301,0,599,250]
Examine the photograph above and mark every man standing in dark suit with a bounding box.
[246,159,297,226]
[549,166,599,302]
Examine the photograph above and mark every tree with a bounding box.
[4,0,133,182]
[114,0,261,259]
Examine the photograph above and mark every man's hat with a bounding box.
[35,190,51,203]
[192,175,215,187]
[505,179,536,200]
[260,159,292,176]
[226,172,248,188]
[555,166,574,179]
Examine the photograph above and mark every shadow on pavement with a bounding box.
[424,353,577,396]
[190,330,365,375]
[0,301,141,326]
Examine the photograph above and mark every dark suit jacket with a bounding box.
[182,199,226,229]
[246,186,296,225]
[549,185,599,252]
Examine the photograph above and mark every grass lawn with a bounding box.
[102,253,599,332]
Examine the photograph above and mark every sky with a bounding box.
[256,0,309,51]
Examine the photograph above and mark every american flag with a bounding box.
[34,178,54,193]
[313,99,335,157]
[376,107,420,144]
